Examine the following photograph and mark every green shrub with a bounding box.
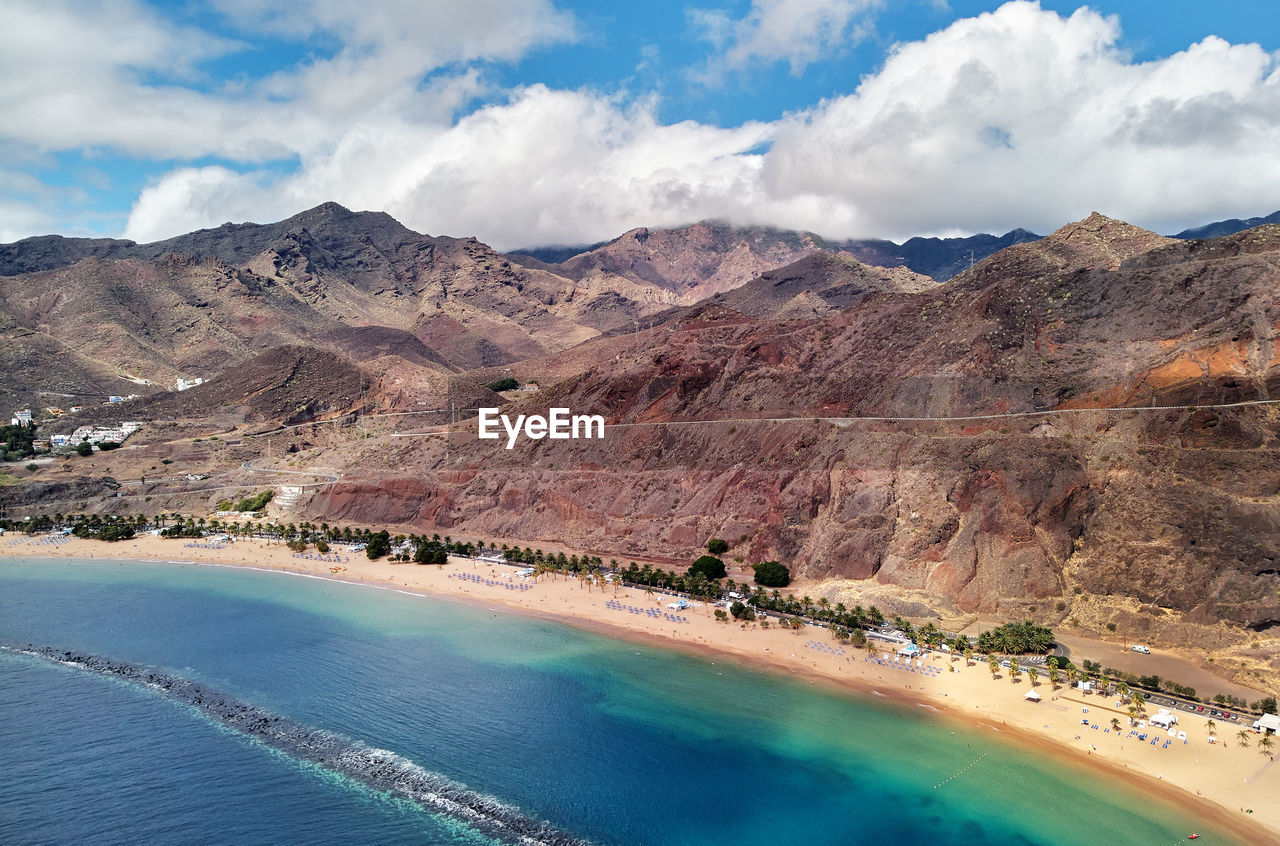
[486,377,519,392]
[688,554,726,580]
[236,490,274,512]
[95,524,135,542]
[706,538,729,554]
[365,530,391,560]
[753,560,790,587]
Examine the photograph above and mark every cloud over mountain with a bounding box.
[3,1,1279,248]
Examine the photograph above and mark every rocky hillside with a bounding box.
[700,251,937,319]
[547,221,831,304]
[310,216,1280,638]
[0,206,1043,410]
[0,204,607,408]
[517,220,1045,288]
[80,345,372,425]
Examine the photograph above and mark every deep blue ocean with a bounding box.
[0,557,1241,845]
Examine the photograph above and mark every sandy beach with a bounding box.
[6,533,1279,845]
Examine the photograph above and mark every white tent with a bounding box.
[1149,709,1177,729]
[1024,689,1042,701]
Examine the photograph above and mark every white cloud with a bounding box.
[123,166,278,241]
[763,1,1280,238]
[0,198,52,243]
[0,0,575,161]
[212,0,575,65]
[691,0,883,75]
[124,86,776,248]
[9,1,1280,249]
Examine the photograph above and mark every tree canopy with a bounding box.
[706,538,729,554]
[976,620,1055,655]
[365,530,391,560]
[413,538,448,564]
[688,554,726,580]
[752,560,790,587]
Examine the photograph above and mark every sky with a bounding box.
[2,0,1279,250]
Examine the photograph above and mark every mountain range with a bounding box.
[3,204,1280,688]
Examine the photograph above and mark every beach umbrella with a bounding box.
[1024,689,1042,701]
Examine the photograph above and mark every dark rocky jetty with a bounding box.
[5,644,593,846]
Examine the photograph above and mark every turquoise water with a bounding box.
[0,557,1240,845]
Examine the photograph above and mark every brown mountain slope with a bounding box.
[952,212,1174,288]
[553,220,830,304]
[0,251,469,413]
[309,218,1280,637]
[81,345,371,425]
[0,203,605,374]
[0,254,324,380]
[702,251,937,319]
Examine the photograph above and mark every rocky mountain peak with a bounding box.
[1040,212,1173,270]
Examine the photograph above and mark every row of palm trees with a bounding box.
[12,510,1278,738]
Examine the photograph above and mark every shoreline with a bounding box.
[4,535,1278,845]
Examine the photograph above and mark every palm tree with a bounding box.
[1260,735,1274,760]
[1111,717,1121,731]
[1027,666,1039,686]
[988,656,1000,680]
[1205,718,1217,734]
[963,648,974,667]
[1009,657,1020,681]
[1236,730,1250,747]
[1127,705,1139,725]
[1047,665,1059,689]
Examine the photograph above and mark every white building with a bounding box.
[67,422,143,446]
[12,409,32,425]
[175,377,204,391]
[1254,713,1280,734]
